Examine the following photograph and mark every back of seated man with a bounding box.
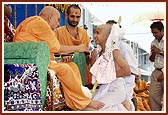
[13,5,104,111]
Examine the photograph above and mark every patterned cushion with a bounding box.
[4,64,43,111]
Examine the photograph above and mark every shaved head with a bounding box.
[94,24,112,47]
[39,6,59,17]
[39,6,60,30]
[98,24,111,34]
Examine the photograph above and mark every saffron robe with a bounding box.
[134,80,151,111]
[55,26,90,47]
[13,16,91,110]
[55,26,91,85]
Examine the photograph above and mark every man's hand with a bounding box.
[151,45,160,54]
[77,44,89,53]
[61,55,73,63]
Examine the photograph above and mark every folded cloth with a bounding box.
[90,48,117,84]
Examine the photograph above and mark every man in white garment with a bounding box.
[106,20,139,111]
[90,24,132,111]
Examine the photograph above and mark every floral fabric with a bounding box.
[4,64,42,111]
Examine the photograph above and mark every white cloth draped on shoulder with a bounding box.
[105,24,125,51]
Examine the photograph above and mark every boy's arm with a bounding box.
[113,49,131,77]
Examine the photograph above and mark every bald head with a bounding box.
[98,24,111,34]
[94,24,112,47]
[40,6,59,17]
[39,6,60,30]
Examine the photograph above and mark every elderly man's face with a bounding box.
[49,12,60,30]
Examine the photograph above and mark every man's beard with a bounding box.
[68,20,78,27]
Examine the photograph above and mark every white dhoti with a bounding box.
[93,78,127,111]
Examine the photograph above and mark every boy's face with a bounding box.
[94,26,107,46]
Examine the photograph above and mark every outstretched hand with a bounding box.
[90,48,98,66]
[77,44,90,54]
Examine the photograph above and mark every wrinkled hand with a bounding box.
[151,45,160,54]
[61,55,73,63]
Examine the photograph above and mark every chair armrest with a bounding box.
[4,42,50,60]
